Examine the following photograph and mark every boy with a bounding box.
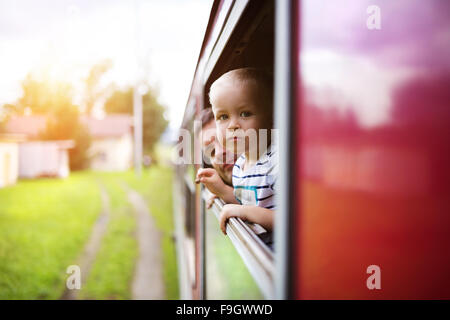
[197,68,276,235]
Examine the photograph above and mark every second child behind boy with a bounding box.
[196,68,277,235]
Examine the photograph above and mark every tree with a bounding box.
[5,72,92,170]
[84,60,113,114]
[39,104,92,170]
[104,86,168,154]
[14,73,76,115]
[0,104,16,132]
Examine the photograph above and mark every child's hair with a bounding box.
[209,67,274,123]
[198,107,215,129]
[194,107,215,138]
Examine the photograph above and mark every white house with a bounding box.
[4,116,73,178]
[5,114,134,172]
[18,141,74,178]
[0,135,20,188]
[82,115,133,171]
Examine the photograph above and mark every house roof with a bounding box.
[4,116,47,138]
[0,133,28,142]
[4,114,133,139]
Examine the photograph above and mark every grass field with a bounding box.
[79,176,138,300]
[0,173,101,299]
[205,210,263,299]
[0,165,178,300]
[120,166,179,300]
[89,166,179,300]
[0,147,263,300]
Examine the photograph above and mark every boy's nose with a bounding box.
[227,117,240,130]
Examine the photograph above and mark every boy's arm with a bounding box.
[219,204,274,235]
[217,185,240,204]
[195,168,239,204]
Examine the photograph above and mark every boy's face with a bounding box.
[211,81,270,155]
[200,120,236,185]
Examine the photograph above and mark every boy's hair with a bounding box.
[194,107,215,138]
[209,67,274,122]
[199,107,215,129]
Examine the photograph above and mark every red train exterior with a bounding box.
[292,0,450,299]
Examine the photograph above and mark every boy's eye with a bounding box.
[240,111,252,117]
[217,114,228,121]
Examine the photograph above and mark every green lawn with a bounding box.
[0,165,178,300]
[0,156,259,300]
[0,173,101,299]
[120,166,179,300]
[83,166,179,300]
[205,210,263,299]
[79,176,137,300]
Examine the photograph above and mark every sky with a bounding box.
[0,0,212,129]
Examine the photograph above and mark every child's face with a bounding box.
[211,81,270,155]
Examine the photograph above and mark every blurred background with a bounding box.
[0,0,260,299]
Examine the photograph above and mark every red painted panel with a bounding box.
[294,0,450,299]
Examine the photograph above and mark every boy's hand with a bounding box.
[219,205,275,235]
[219,204,245,235]
[195,168,227,197]
[206,194,218,209]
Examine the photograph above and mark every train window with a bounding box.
[175,0,279,300]
[201,0,276,299]
[176,110,200,291]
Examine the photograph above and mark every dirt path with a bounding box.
[61,184,110,300]
[123,183,165,300]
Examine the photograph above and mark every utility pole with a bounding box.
[133,86,143,177]
[133,0,143,177]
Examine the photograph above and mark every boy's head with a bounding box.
[209,68,273,155]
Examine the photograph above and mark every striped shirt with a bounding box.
[232,144,278,210]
